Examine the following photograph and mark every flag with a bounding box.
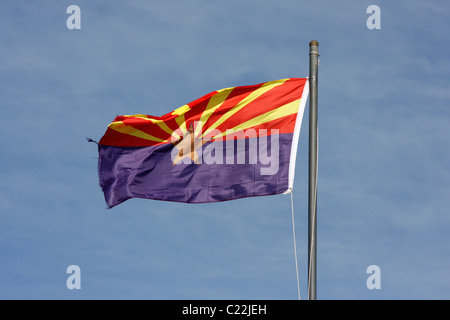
[97,78,309,208]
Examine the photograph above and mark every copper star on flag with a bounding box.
[171,123,210,165]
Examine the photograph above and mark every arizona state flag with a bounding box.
[97,78,309,208]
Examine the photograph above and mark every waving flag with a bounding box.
[97,78,309,208]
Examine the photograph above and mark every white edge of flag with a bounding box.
[284,78,309,194]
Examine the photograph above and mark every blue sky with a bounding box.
[1,0,449,299]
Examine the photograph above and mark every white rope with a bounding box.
[290,192,301,300]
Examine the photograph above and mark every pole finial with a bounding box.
[310,40,319,47]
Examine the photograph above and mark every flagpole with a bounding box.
[308,40,319,300]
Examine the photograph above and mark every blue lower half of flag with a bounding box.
[98,134,294,208]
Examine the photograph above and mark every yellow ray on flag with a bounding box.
[202,79,287,137]
[108,121,167,143]
[194,88,233,137]
[210,98,301,139]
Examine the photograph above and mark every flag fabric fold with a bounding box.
[97,78,309,208]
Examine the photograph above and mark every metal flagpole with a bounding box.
[308,40,319,300]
